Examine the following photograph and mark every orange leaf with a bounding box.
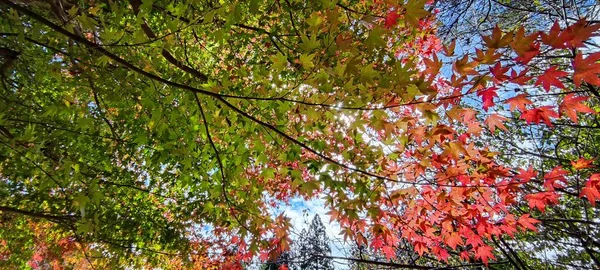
[483,26,513,49]
[485,114,507,133]
[573,52,600,87]
[559,93,595,123]
[505,94,532,112]
[541,21,574,49]
[571,158,594,170]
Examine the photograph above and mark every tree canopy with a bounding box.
[0,0,599,269]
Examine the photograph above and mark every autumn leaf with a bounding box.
[571,158,594,170]
[445,232,463,249]
[517,214,540,231]
[384,10,401,28]
[484,114,507,133]
[559,93,595,123]
[454,55,479,76]
[443,40,456,56]
[566,19,600,47]
[581,174,600,206]
[505,94,533,112]
[521,106,559,127]
[509,68,533,85]
[573,52,600,87]
[483,26,512,49]
[474,245,496,265]
[541,21,574,49]
[489,62,509,82]
[478,87,498,111]
[535,66,568,92]
[525,191,560,212]
[511,26,540,64]
[423,53,442,78]
[543,166,568,191]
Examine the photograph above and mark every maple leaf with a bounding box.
[541,21,574,49]
[581,174,600,206]
[573,52,600,87]
[475,48,502,64]
[382,245,396,259]
[278,265,289,270]
[543,166,568,191]
[478,87,498,111]
[423,53,442,78]
[404,0,430,27]
[485,114,507,133]
[535,66,568,92]
[520,106,559,127]
[371,236,384,250]
[483,26,513,49]
[509,68,533,85]
[414,241,428,256]
[384,10,400,28]
[517,214,540,231]
[453,55,479,76]
[559,93,595,123]
[511,27,540,64]
[513,166,538,183]
[475,245,496,265]
[505,94,533,112]
[443,40,456,56]
[581,187,600,206]
[445,232,463,249]
[566,19,600,47]
[571,158,595,170]
[525,192,559,212]
[489,62,509,82]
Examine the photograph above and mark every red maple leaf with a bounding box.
[541,21,574,49]
[505,94,533,112]
[489,62,510,82]
[566,19,600,47]
[474,245,496,265]
[445,232,463,249]
[535,66,568,92]
[525,191,560,212]
[543,166,568,191]
[559,93,596,123]
[511,27,540,64]
[414,241,428,256]
[573,52,600,87]
[517,214,540,231]
[521,106,559,127]
[509,69,533,85]
[513,166,538,183]
[581,174,600,206]
[478,87,498,111]
[384,10,401,28]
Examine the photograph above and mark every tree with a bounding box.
[296,215,333,270]
[0,0,599,269]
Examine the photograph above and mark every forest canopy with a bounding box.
[0,0,599,269]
